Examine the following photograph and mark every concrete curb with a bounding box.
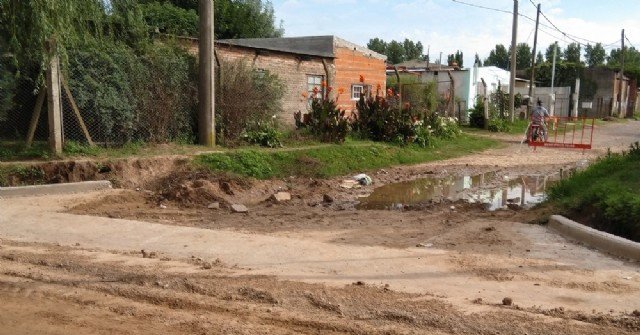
[548,215,640,261]
[0,180,112,198]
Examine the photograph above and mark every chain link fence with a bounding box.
[1,46,198,147]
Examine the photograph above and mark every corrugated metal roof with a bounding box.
[217,36,336,58]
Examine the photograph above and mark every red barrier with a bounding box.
[526,116,595,149]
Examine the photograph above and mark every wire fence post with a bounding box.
[46,38,63,155]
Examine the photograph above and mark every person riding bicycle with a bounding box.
[529,99,549,142]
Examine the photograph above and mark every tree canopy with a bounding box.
[514,42,531,70]
[564,42,581,64]
[447,50,463,67]
[584,43,606,67]
[366,37,424,64]
[483,44,509,70]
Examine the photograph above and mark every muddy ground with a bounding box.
[2,121,640,334]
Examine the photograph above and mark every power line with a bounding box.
[528,1,611,45]
[450,0,511,15]
[625,35,637,50]
[452,0,626,51]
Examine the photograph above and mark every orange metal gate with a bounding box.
[526,116,595,149]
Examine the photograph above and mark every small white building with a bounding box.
[417,65,512,112]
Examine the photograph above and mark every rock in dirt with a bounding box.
[207,202,220,209]
[322,194,334,203]
[271,192,291,202]
[220,181,234,195]
[502,297,513,306]
[231,204,249,213]
[141,250,157,259]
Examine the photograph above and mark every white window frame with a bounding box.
[351,84,364,100]
[307,75,324,99]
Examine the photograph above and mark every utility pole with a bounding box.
[550,42,557,116]
[618,29,625,117]
[528,3,541,119]
[509,0,518,122]
[199,0,215,146]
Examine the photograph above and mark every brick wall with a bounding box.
[178,36,387,124]
[215,45,327,126]
[333,38,387,112]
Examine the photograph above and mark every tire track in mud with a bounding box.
[1,241,638,335]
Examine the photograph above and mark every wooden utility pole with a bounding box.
[198,0,215,146]
[528,3,541,119]
[509,0,518,122]
[618,29,625,118]
[46,39,63,154]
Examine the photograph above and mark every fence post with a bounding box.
[481,78,489,130]
[447,71,455,117]
[46,38,63,155]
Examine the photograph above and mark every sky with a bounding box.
[271,0,640,68]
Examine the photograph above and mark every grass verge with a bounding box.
[546,142,640,242]
[195,134,501,179]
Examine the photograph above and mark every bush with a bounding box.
[216,59,284,145]
[352,86,451,146]
[469,96,485,128]
[241,119,282,148]
[305,88,350,143]
[67,42,197,145]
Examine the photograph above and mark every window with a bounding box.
[351,84,363,100]
[307,75,324,99]
[351,84,372,100]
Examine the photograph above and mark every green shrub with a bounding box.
[304,88,350,143]
[216,59,284,145]
[241,119,282,148]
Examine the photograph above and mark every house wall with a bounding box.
[215,45,328,126]
[333,37,387,112]
[583,68,626,117]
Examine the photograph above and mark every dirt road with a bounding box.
[1,121,640,334]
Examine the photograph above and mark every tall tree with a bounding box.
[545,42,562,63]
[483,44,509,70]
[564,42,582,64]
[474,53,481,66]
[214,0,283,39]
[513,42,531,70]
[454,50,463,67]
[402,38,423,60]
[367,37,424,63]
[386,40,405,64]
[536,51,544,65]
[367,38,387,55]
[140,1,198,36]
[584,43,606,67]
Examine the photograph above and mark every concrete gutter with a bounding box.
[0,181,112,198]
[548,215,640,261]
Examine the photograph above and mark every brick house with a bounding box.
[185,36,386,126]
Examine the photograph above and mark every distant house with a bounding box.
[184,36,387,125]
[582,68,637,118]
[408,65,512,112]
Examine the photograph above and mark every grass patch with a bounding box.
[195,134,500,179]
[547,143,640,242]
[0,141,51,161]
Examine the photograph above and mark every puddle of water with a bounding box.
[357,172,558,211]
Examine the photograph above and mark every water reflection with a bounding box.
[357,172,557,211]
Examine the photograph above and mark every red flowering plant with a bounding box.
[302,83,350,143]
[351,78,428,145]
